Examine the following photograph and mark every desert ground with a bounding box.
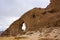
[0,37,58,40]
[0,31,60,40]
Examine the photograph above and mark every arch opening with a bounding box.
[21,23,26,32]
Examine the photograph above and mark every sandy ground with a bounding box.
[0,31,40,40]
[0,31,60,40]
[0,27,60,40]
[0,37,58,40]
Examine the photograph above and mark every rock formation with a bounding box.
[1,8,45,36]
[1,0,60,37]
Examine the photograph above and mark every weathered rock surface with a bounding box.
[1,0,60,39]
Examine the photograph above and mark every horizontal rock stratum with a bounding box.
[1,0,60,40]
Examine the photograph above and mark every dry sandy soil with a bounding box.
[0,31,60,40]
[0,37,58,40]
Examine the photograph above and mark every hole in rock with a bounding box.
[22,23,26,32]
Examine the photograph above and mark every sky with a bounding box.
[0,0,50,31]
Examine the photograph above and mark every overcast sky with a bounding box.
[0,0,50,31]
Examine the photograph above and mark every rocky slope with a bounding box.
[1,1,60,40]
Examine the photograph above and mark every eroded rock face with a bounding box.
[1,8,45,36]
[1,0,60,37]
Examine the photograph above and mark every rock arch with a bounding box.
[1,0,60,36]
